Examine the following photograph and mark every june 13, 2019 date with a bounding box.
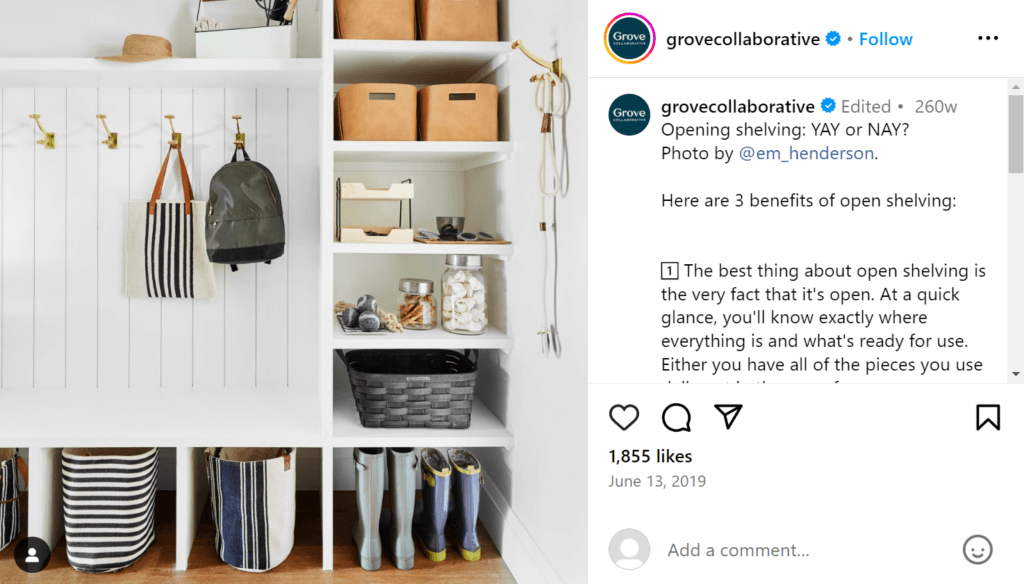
[608,474,706,488]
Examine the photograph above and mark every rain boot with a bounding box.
[448,448,482,561]
[385,448,418,570]
[353,448,385,571]
[414,448,452,562]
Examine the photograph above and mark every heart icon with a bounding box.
[609,404,639,431]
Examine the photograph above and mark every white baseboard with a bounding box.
[480,474,563,583]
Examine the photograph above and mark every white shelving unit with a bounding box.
[331,241,514,258]
[333,317,514,351]
[0,388,324,447]
[321,1,517,574]
[332,40,510,85]
[2,0,529,578]
[333,140,513,170]
[0,52,326,574]
[0,58,321,88]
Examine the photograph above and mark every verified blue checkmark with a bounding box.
[820,98,837,113]
[826,31,841,46]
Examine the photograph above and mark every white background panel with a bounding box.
[255,88,289,388]
[96,88,131,388]
[33,88,67,388]
[0,87,316,391]
[2,89,35,388]
[65,88,99,389]
[192,88,226,390]
[287,88,319,389]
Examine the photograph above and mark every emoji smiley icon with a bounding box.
[963,535,992,565]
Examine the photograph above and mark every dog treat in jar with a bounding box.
[441,255,487,335]
[397,278,436,330]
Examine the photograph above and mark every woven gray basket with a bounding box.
[340,349,478,429]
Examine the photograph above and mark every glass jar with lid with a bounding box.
[397,278,436,330]
[441,254,487,335]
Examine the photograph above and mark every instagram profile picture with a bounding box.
[605,13,656,63]
[608,94,650,136]
[609,528,650,570]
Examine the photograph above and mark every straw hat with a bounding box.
[98,35,173,63]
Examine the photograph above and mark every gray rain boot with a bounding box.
[353,448,385,571]
[448,449,482,561]
[414,448,452,562]
[384,448,418,570]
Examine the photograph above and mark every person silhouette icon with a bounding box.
[14,536,51,573]
[608,528,651,570]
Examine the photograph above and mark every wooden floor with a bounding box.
[0,492,514,583]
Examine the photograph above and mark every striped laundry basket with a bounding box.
[206,448,296,572]
[62,448,158,573]
[0,449,24,551]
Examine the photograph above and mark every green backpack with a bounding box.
[206,148,285,272]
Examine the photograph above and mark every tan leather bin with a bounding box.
[336,84,418,141]
[335,0,416,40]
[417,0,498,41]
[418,84,498,141]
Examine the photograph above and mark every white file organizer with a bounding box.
[195,0,298,58]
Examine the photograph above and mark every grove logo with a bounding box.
[605,13,655,63]
[608,94,650,136]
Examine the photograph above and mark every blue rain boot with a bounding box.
[447,448,482,561]
[353,448,384,571]
[414,448,452,562]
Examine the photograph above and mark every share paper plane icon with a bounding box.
[714,404,743,430]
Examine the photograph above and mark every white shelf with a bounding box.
[333,141,512,168]
[333,40,510,84]
[333,317,514,350]
[333,383,513,449]
[0,386,324,447]
[332,242,513,258]
[0,58,322,88]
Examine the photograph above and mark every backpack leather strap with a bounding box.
[149,144,194,215]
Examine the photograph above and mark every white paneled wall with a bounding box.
[0,87,318,390]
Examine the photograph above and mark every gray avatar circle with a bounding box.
[609,528,650,570]
[963,534,992,565]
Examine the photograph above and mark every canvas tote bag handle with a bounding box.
[149,144,194,215]
[0,453,28,504]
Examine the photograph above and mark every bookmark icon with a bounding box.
[714,404,743,430]
[976,404,1000,431]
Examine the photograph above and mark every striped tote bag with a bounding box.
[206,448,296,572]
[126,144,216,298]
[62,448,158,573]
[0,449,24,552]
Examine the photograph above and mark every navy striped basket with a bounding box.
[206,448,296,572]
[0,449,23,552]
[62,448,158,573]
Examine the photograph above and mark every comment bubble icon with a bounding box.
[662,403,691,432]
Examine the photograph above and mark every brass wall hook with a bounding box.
[97,114,118,149]
[232,115,245,149]
[29,114,56,149]
[512,40,563,80]
[165,115,181,148]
